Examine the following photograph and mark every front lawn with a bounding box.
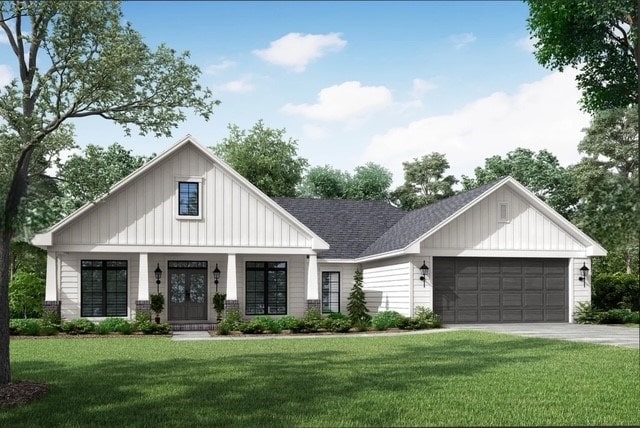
[3,331,638,427]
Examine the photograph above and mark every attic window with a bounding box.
[176,177,203,219]
[498,202,510,223]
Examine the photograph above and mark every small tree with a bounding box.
[347,270,370,329]
[150,293,165,324]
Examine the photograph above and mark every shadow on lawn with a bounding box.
[3,333,567,427]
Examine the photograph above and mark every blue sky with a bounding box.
[32,2,592,185]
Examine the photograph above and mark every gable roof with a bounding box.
[273,198,406,259]
[33,136,329,250]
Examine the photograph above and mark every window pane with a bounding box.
[178,182,199,216]
[168,261,208,269]
[246,262,287,315]
[81,260,127,317]
[322,272,340,313]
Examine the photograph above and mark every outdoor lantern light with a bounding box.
[419,260,429,287]
[213,263,221,292]
[154,263,162,293]
[578,262,589,285]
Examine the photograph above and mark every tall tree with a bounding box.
[213,120,308,197]
[526,0,639,112]
[344,163,393,201]
[391,153,456,210]
[571,106,639,274]
[299,165,349,199]
[0,1,217,384]
[461,148,578,219]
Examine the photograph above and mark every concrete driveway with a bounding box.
[446,323,639,349]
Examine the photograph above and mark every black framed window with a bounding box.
[178,181,199,216]
[245,262,287,315]
[322,272,340,313]
[81,260,127,317]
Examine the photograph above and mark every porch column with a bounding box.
[224,254,239,312]
[43,251,61,320]
[135,253,151,316]
[306,254,321,312]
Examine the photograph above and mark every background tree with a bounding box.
[526,0,639,112]
[9,271,44,319]
[0,1,217,384]
[299,165,349,199]
[461,148,578,218]
[570,106,639,274]
[391,153,457,210]
[344,163,393,201]
[50,143,152,217]
[213,120,308,197]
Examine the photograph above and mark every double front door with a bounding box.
[168,261,208,321]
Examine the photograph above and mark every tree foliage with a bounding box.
[526,0,639,112]
[9,270,44,319]
[0,0,217,384]
[461,148,578,218]
[213,120,308,197]
[300,162,393,201]
[391,153,457,210]
[570,106,639,274]
[347,270,370,328]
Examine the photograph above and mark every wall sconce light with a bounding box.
[213,263,221,292]
[419,260,429,287]
[578,262,589,286]
[154,263,162,293]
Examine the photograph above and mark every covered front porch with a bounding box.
[44,250,322,325]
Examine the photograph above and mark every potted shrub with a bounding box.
[213,292,226,322]
[150,293,165,324]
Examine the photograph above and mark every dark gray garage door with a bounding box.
[433,258,567,323]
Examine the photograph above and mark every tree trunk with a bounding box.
[0,232,12,384]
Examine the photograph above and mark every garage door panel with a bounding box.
[503,277,522,290]
[503,293,522,306]
[433,257,567,324]
[480,293,500,307]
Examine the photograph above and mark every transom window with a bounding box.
[245,262,287,315]
[322,272,340,313]
[81,260,127,317]
[178,181,199,216]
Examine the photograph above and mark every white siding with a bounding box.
[570,258,591,322]
[422,186,585,253]
[410,256,433,315]
[52,145,313,249]
[362,259,411,316]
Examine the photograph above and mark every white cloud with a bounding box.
[302,124,329,140]
[281,81,393,122]
[219,76,254,93]
[449,32,476,49]
[205,59,237,75]
[412,78,436,98]
[361,70,590,186]
[253,32,347,72]
[516,35,538,53]
[0,64,12,87]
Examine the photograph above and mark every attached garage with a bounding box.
[433,257,568,323]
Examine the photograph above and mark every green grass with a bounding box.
[3,331,639,427]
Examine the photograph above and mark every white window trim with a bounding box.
[498,201,510,223]
[176,177,203,220]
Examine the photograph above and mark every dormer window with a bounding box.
[176,178,203,219]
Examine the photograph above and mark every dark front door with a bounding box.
[168,264,208,321]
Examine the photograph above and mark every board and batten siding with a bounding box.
[362,260,411,316]
[571,258,591,322]
[317,262,357,314]
[52,145,312,249]
[422,185,584,253]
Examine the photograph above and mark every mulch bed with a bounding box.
[0,381,49,407]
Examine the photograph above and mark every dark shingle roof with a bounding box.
[272,198,406,259]
[358,181,499,257]
[273,180,500,260]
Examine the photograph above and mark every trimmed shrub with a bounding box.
[61,319,95,334]
[240,316,281,334]
[137,321,171,335]
[600,309,633,324]
[135,310,152,323]
[10,319,42,336]
[301,308,323,333]
[96,318,130,334]
[402,306,441,330]
[277,315,299,331]
[371,311,405,331]
[326,318,352,333]
[218,309,244,335]
[574,302,603,324]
